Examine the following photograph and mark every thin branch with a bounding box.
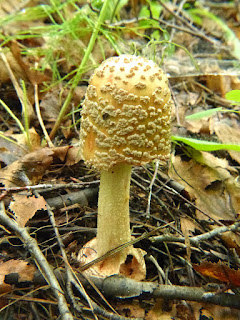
[150,220,240,247]
[45,196,135,320]
[12,270,240,310]
[0,181,99,193]
[146,161,159,218]
[0,201,73,320]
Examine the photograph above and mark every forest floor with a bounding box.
[0,1,240,319]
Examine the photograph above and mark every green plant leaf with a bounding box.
[171,136,240,152]
[225,90,240,104]
[185,107,223,120]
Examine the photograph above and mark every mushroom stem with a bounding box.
[97,164,132,258]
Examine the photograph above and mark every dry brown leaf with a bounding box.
[146,300,174,320]
[220,231,240,256]
[180,216,196,261]
[9,193,46,227]
[180,216,196,235]
[205,75,233,96]
[169,154,240,221]
[9,41,51,86]
[193,261,240,287]
[0,127,41,166]
[185,117,211,134]
[0,50,24,83]
[188,302,239,320]
[65,146,81,166]
[0,146,72,187]
[39,85,86,123]
[0,259,36,294]
[116,301,145,319]
[214,123,240,164]
[0,148,54,187]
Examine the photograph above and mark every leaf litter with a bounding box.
[0,0,240,319]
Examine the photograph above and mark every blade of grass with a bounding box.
[172,135,240,152]
[0,131,28,153]
[20,79,31,150]
[0,99,25,134]
[185,108,223,120]
[49,0,113,139]
[186,108,240,120]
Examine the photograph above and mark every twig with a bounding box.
[150,220,240,246]
[148,255,168,284]
[12,270,240,310]
[146,161,159,218]
[49,0,112,139]
[0,201,73,320]
[45,188,98,209]
[158,0,218,45]
[108,17,218,45]
[45,193,134,320]
[0,181,99,193]
[44,196,96,319]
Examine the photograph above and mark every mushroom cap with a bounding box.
[80,55,172,171]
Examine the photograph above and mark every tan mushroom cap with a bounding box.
[80,54,172,171]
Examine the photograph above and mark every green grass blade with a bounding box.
[172,136,240,152]
[185,107,223,120]
[0,99,25,134]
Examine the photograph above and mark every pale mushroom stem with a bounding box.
[97,164,132,259]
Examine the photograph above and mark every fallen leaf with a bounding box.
[116,300,145,319]
[215,123,240,164]
[169,154,240,221]
[188,301,240,320]
[0,259,36,294]
[65,146,81,166]
[9,41,51,86]
[10,193,47,227]
[205,74,233,97]
[146,299,174,320]
[220,230,240,256]
[0,146,72,187]
[180,216,196,236]
[193,261,240,287]
[0,127,41,166]
[180,216,196,261]
[0,148,54,187]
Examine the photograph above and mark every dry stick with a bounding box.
[45,196,134,320]
[0,201,73,320]
[0,181,99,193]
[158,0,218,45]
[146,161,160,219]
[109,17,217,44]
[29,270,240,310]
[44,199,97,320]
[151,220,240,246]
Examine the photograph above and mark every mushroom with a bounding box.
[78,55,172,280]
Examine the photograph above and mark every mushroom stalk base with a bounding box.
[78,164,146,280]
[97,164,132,258]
